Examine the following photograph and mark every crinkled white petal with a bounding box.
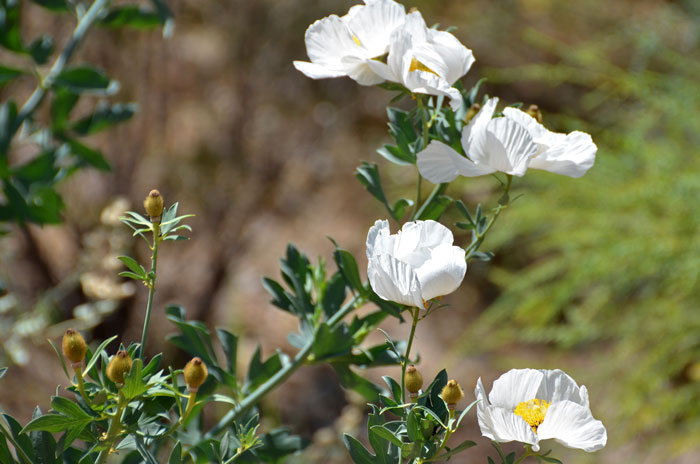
[417,141,495,183]
[535,369,589,407]
[346,0,406,58]
[341,56,386,85]
[415,244,466,300]
[461,97,498,154]
[392,220,454,263]
[426,29,475,86]
[470,117,537,176]
[367,253,423,308]
[502,107,548,141]
[488,369,544,409]
[293,61,348,80]
[366,219,391,259]
[529,131,597,178]
[537,400,607,452]
[303,15,359,68]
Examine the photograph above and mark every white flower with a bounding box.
[367,11,475,109]
[475,369,607,453]
[366,219,466,308]
[293,0,406,85]
[417,98,597,183]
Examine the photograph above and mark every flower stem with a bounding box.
[74,366,91,406]
[512,446,535,464]
[464,174,512,259]
[400,306,421,403]
[138,222,160,359]
[96,390,126,464]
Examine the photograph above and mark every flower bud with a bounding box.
[465,102,481,123]
[526,104,543,123]
[143,189,164,221]
[62,329,87,367]
[405,365,423,398]
[184,357,208,392]
[107,350,133,385]
[440,379,464,408]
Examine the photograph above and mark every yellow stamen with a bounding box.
[513,399,550,433]
[409,57,439,76]
[352,35,362,47]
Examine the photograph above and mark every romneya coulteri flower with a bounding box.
[417,97,597,182]
[366,219,466,308]
[293,0,407,85]
[475,369,607,452]
[368,10,475,109]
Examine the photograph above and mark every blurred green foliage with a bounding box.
[460,0,700,456]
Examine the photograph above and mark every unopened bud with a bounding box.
[143,189,164,221]
[184,357,208,392]
[405,365,423,398]
[465,102,481,123]
[440,379,464,408]
[62,329,87,367]
[107,350,133,385]
[526,104,543,123]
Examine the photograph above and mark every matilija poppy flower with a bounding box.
[293,0,407,85]
[417,97,597,183]
[475,369,607,453]
[367,11,475,110]
[366,219,466,308]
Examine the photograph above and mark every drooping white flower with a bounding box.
[475,369,607,453]
[367,11,475,109]
[417,98,598,183]
[502,107,597,178]
[366,219,466,308]
[293,0,406,85]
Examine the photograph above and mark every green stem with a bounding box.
[464,175,512,259]
[74,366,91,406]
[204,289,367,438]
[138,222,160,359]
[15,0,111,130]
[161,391,197,440]
[96,390,126,464]
[512,447,535,464]
[400,307,421,403]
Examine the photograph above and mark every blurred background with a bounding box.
[1,0,699,462]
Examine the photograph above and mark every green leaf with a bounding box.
[53,66,115,94]
[84,335,118,378]
[216,328,238,374]
[0,3,24,53]
[0,432,14,464]
[118,255,146,278]
[21,413,91,434]
[245,347,282,392]
[262,277,294,313]
[30,0,69,12]
[47,339,70,381]
[406,409,422,443]
[391,198,412,222]
[382,375,402,403]
[254,428,308,462]
[27,35,53,65]
[0,100,18,157]
[71,103,137,135]
[424,440,476,462]
[333,248,364,294]
[29,407,56,464]
[369,425,404,448]
[12,151,58,185]
[66,139,110,171]
[343,434,376,464]
[415,195,452,221]
[122,359,149,400]
[376,144,414,166]
[321,271,346,319]
[0,64,24,86]
[168,441,182,464]
[50,396,91,421]
[333,364,382,402]
[312,323,354,360]
[99,6,162,28]
[3,414,35,462]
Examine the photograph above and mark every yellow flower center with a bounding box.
[409,57,439,76]
[513,399,550,433]
[352,35,362,47]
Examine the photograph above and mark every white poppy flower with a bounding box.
[475,369,607,453]
[367,11,475,109]
[293,0,406,85]
[417,97,538,182]
[502,107,597,178]
[366,219,466,308]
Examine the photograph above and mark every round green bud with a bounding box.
[107,350,133,385]
[143,189,164,220]
[62,329,87,366]
[184,357,208,392]
[440,379,464,407]
[405,365,423,394]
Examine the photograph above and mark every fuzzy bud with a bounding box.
[107,350,133,385]
[184,357,208,392]
[62,329,87,367]
[405,365,423,397]
[465,102,481,123]
[440,379,464,408]
[143,189,164,221]
[526,104,543,123]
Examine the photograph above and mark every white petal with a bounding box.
[537,400,607,452]
[303,15,359,68]
[367,253,424,308]
[535,369,589,407]
[417,141,493,183]
[488,369,544,409]
[470,118,537,176]
[426,29,475,85]
[461,97,498,152]
[293,61,348,80]
[392,220,454,262]
[341,56,386,85]
[366,219,391,259]
[346,0,406,58]
[415,243,466,300]
[529,131,597,178]
[502,107,548,140]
